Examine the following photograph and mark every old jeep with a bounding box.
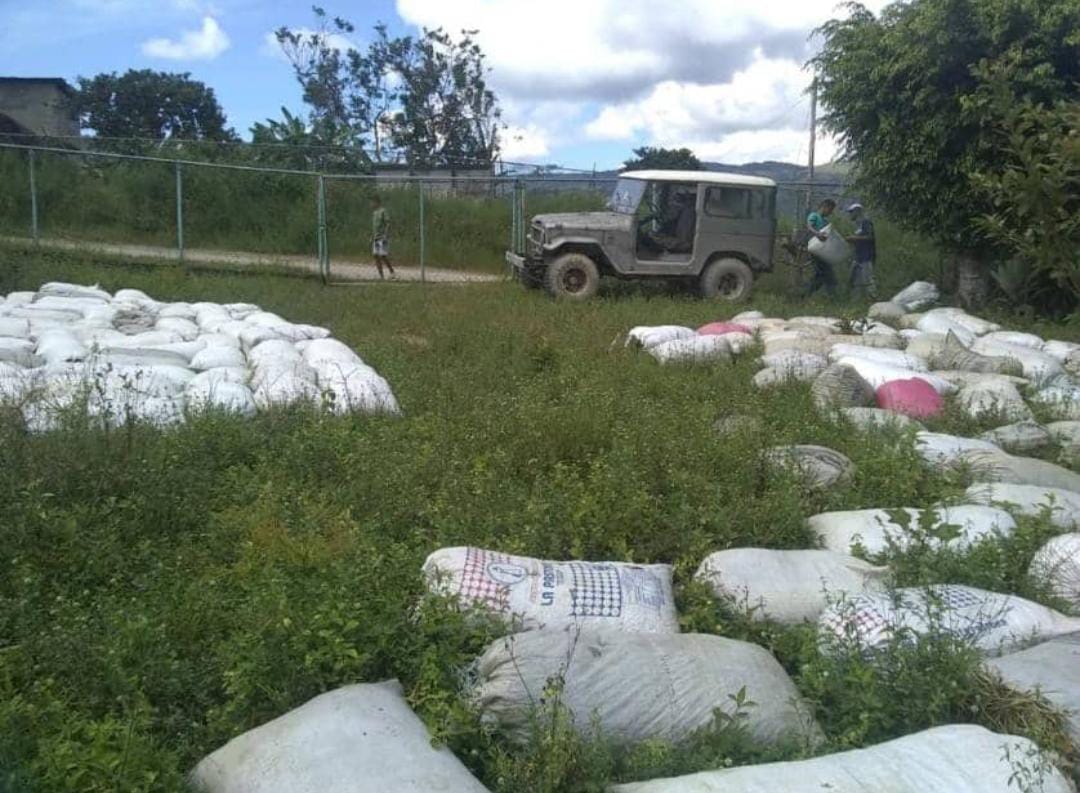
[506,170,777,300]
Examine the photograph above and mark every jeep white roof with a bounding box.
[620,170,776,188]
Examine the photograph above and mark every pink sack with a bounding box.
[698,321,752,336]
[876,378,943,418]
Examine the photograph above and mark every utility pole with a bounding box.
[807,77,817,217]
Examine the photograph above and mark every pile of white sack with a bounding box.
[0,281,400,429]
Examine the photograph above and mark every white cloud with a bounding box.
[260,28,355,61]
[141,16,230,61]
[396,0,889,164]
[500,124,551,159]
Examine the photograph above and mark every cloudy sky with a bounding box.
[1,0,889,168]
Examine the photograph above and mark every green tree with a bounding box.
[812,0,1079,300]
[75,69,235,140]
[275,8,501,168]
[249,107,369,172]
[622,146,702,171]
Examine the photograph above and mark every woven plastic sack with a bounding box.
[933,332,1023,375]
[625,326,695,350]
[916,314,976,347]
[984,330,1044,350]
[649,335,732,364]
[867,301,906,324]
[933,370,1029,390]
[971,338,1063,383]
[922,307,1000,336]
[828,344,928,371]
[979,421,1052,455]
[840,407,924,431]
[891,281,939,311]
[185,380,257,417]
[697,321,752,336]
[190,346,246,371]
[807,225,850,267]
[836,356,954,394]
[957,381,1033,423]
[422,547,678,634]
[473,628,822,748]
[1029,534,1080,610]
[811,364,876,410]
[763,445,854,491]
[1032,383,1080,422]
[0,338,41,368]
[191,680,489,793]
[819,584,1080,656]
[915,432,1001,468]
[695,548,887,624]
[808,505,1015,556]
[1047,421,1080,465]
[37,281,111,302]
[753,365,821,388]
[903,332,948,362]
[611,725,1073,793]
[985,634,1080,776]
[961,449,1080,493]
[965,482,1080,530]
[875,378,943,418]
[761,350,827,371]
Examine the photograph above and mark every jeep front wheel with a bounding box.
[545,253,600,301]
[700,258,753,301]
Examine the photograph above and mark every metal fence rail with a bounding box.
[0,141,848,285]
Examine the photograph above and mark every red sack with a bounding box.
[698,321,752,336]
[876,378,943,418]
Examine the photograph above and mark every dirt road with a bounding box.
[2,236,502,284]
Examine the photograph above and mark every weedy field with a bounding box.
[1,245,1078,792]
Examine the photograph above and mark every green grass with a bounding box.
[0,246,1077,792]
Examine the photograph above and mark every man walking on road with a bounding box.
[371,194,395,280]
[804,198,837,298]
[846,202,877,299]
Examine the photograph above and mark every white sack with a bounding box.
[0,338,41,368]
[979,421,1052,455]
[187,368,248,391]
[1031,383,1080,422]
[753,365,821,388]
[611,725,1072,793]
[971,338,1063,382]
[154,316,200,340]
[806,225,850,267]
[422,547,678,634]
[965,482,1080,531]
[37,281,111,302]
[836,356,954,394]
[474,628,822,748]
[301,338,364,368]
[4,291,36,306]
[190,680,489,793]
[840,407,923,432]
[0,317,31,338]
[313,362,401,416]
[867,301,906,323]
[891,281,940,311]
[957,381,1033,422]
[185,380,257,417]
[916,431,1001,467]
[190,346,246,371]
[252,371,320,409]
[648,335,731,365]
[985,635,1080,759]
[157,302,196,319]
[933,370,1029,389]
[915,313,976,347]
[923,307,1000,336]
[694,548,887,624]
[808,505,1016,556]
[961,449,1080,493]
[1029,534,1080,610]
[984,330,1044,350]
[34,330,87,365]
[760,350,827,371]
[625,326,696,350]
[819,584,1080,655]
[763,445,854,491]
[828,344,927,372]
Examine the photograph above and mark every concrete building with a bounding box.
[0,77,79,139]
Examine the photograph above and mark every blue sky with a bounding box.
[0,0,885,169]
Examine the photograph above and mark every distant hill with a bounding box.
[703,160,850,186]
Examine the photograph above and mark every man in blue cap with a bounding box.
[846,202,876,299]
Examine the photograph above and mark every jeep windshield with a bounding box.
[607,178,646,214]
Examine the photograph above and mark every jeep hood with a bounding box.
[532,212,631,232]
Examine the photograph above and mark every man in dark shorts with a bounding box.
[846,202,877,299]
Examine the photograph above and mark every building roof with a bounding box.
[0,77,76,95]
[620,169,776,187]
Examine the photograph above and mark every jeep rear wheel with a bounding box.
[700,258,753,301]
[545,253,600,301]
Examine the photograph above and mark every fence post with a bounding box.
[28,149,39,245]
[174,161,186,270]
[419,181,426,283]
[315,175,328,284]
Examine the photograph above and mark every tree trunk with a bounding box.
[954,253,990,310]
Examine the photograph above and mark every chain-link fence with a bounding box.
[0,141,849,285]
